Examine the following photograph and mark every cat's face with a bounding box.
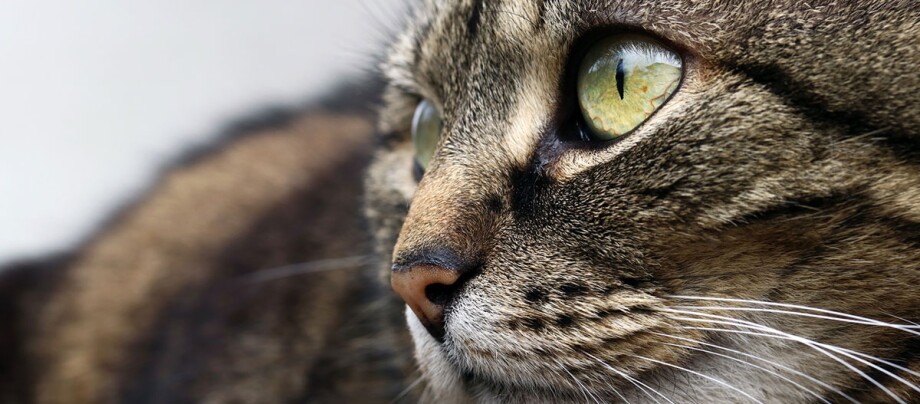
[366,0,920,402]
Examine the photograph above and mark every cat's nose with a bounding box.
[391,262,467,340]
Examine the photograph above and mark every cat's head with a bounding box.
[366,1,920,402]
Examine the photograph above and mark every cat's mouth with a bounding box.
[407,308,557,396]
[406,300,672,400]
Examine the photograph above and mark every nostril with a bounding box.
[424,265,481,307]
[425,282,456,306]
[390,263,465,337]
[391,252,482,340]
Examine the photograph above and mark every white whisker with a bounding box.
[884,312,920,327]
[554,359,603,404]
[668,308,920,389]
[675,304,920,332]
[582,352,674,404]
[669,295,920,335]
[661,341,829,403]
[665,309,909,403]
[389,376,424,404]
[617,373,662,404]
[683,324,907,404]
[243,255,372,283]
[626,353,763,403]
[650,331,857,403]
[841,348,920,379]
[602,377,631,404]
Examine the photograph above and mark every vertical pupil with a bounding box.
[615,58,626,100]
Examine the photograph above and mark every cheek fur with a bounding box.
[374,0,920,402]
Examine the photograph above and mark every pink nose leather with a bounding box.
[391,264,461,338]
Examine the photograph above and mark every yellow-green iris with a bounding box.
[577,35,682,140]
[411,99,442,170]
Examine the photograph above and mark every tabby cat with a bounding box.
[2,0,919,403]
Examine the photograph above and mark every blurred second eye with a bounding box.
[411,99,442,171]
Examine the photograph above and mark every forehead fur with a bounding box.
[385,0,919,140]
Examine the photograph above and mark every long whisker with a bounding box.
[603,380,631,404]
[616,373,662,404]
[650,332,857,403]
[669,295,920,335]
[625,353,763,403]
[661,341,829,403]
[665,309,910,403]
[611,373,658,404]
[389,376,424,404]
[829,126,892,145]
[669,308,920,380]
[582,352,674,404]
[242,255,372,283]
[682,324,907,404]
[553,359,603,404]
[673,305,920,335]
[825,345,920,379]
[884,312,920,327]
[600,377,631,404]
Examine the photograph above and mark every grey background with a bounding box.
[0,0,406,264]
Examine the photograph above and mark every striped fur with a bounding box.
[1,106,418,403]
[1,1,917,403]
[369,0,920,402]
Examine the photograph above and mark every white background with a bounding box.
[0,0,406,264]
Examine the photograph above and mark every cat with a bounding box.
[368,0,920,402]
[2,0,919,403]
[0,81,416,403]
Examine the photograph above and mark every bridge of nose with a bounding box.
[393,112,542,255]
[391,59,554,292]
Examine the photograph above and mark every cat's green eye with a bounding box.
[411,99,442,170]
[577,35,682,141]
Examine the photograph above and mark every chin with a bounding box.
[405,307,607,404]
[405,308,476,403]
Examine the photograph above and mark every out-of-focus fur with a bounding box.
[0,94,418,403]
[2,0,918,403]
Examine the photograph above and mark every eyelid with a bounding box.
[550,70,694,181]
[533,31,692,181]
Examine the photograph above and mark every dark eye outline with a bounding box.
[412,157,426,182]
[553,29,686,150]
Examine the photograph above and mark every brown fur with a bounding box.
[368,0,920,401]
[2,111,417,403]
[2,0,918,402]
